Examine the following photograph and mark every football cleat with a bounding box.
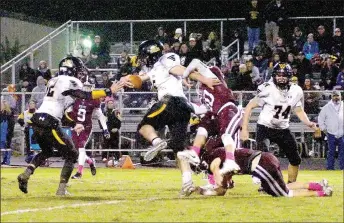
[56,183,71,196]
[17,173,29,194]
[319,179,329,190]
[90,163,96,176]
[219,159,240,176]
[143,140,168,162]
[71,172,82,179]
[323,186,333,197]
[180,181,196,197]
[177,149,200,166]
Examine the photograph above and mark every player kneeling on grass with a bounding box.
[194,136,333,197]
[63,81,110,179]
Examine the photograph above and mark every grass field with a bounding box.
[1,167,343,222]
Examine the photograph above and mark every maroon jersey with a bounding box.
[201,140,288,197]
[68,98,100,129]
[200,66,236,115]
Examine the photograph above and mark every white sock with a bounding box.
[152,137,162,146]
[78,148,86,166]
[182,171,192,185]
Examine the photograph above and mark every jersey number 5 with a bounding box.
[273,105,291,119]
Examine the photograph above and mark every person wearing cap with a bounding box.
[173,28,185,43]
[290,26,306,55]
[184,33,203,66]
[89,35,111,68]
[318,90,344,170]
[18,100,37,163]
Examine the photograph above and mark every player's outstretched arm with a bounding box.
[240,97,259,141]
[293,106,317,130]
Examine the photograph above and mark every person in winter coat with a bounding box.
[0,98,15,165]
[30,76,47,108]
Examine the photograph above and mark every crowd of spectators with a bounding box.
[1,1,343,165]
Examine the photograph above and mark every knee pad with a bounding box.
[64,148,79,163]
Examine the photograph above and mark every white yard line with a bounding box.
[1,198,158,216]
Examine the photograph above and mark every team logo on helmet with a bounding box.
[149,45,161,53]
[61,59,73,68]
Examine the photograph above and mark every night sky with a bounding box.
[1,0,343,22]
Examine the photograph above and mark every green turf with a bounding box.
[1,167,343,222]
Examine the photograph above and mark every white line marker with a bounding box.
[1,198,158,216]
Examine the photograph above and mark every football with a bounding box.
[128,75,142,89]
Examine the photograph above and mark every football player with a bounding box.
[64,81,110,179]
[240,62,318,183]
[17,56,124,195]
[196,136,333,198]
[178,59,243,192]
[121,40,219,196]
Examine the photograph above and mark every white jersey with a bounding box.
[147,53,186,100]
[37,75,83,120]
[256,82,303,129]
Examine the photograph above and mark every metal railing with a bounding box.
[1,16,343,87]
[1,89,341,154]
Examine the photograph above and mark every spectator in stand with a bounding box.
[303,76,320,115]
[246,59,262,87]
[290,75,299,86]
[171,39,181,55]
[263,0,288,48]
[73,35,91,61]
[204,31,221,66]
[303,33,319,60]
[18,99,37,163]
[226,58,241,90]
[155,26,169,44]
[173,28,185,43]
[19,63,37,88]
[290,26,306,55]
[236,64,255,90]
[162,42,171,54]
[117,50,131,70]
[88,35,111,68]
[332,28,344,57]
[266,53,281,81]
[272,37,287,62]
[102,97,122,162]
[0,97,15,165]
[179,43,189,66]
[336,64,344,89]
[315,25,333,54]
[318,90,344,170]
[228,29,245,57]
[253,53,269,81]
[184,33,203,66]
[296,51,312,86]
[287,53,298,68]
[321,57,339,90]
[36,60,52,82]
[1,86,17,113]
[245,0,263,55]
[30,76,46,108]
[291,64,302,86]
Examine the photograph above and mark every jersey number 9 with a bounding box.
[77,108,86,122]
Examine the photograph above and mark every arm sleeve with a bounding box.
[317,107,327,131]
[256,84,269,106]
[62,89,112,99]
[93,108,108,130]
